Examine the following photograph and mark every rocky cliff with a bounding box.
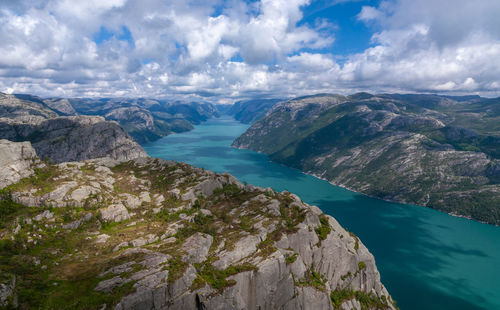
[0,140,396,310]
[0,115,146,163]
[0,92,221,145]
[0,94,146,163]
[0,140,39,189]
[0,93,58,125]
[233,93,500,225]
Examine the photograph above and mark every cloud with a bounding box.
[357,6,384,22]
[0,0,499,100]
[343,0,500,94]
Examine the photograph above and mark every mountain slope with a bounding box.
[68,98,219,143]
[0,94,146,162]
[228,99,282,123]
[233,93,500,225]
[0,140,396,310]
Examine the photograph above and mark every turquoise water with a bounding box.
[144,116,500,310]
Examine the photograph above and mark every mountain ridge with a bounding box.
[233,93,500,225]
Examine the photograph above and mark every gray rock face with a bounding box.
[28,116,147,163]
[100,204,131,223]
[0,275,16,307]
[42,98,77,116]
[1,150,395,310]
[105,107,156,133]
[0,93,57,125]
[0,93,146,163]
[0,140,38,189]
[181,233,213,264]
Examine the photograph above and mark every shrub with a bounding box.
[315,215,331,241]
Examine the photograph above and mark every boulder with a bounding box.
[99,204,130,222]
[0,140,38,189]
[181,233,213,264]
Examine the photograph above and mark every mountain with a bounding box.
[228,99,282,123]
[0,139,396,310]
[233,93,500,225]
[1,92,222,145]
[67,98,220,144]
[0,93,146,162]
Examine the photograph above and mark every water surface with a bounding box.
[144,116,500,310]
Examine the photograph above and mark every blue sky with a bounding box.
[0,0,499,101]
[299,0,378,56]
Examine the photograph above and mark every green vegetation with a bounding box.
[315,215,331,241]
[194,262,257,292]
[349,232,360,251]
[256,236,278,258]
[213,183,242,197]
[0,164,62,196]
[278,195,306,232]
[0,194,26,229]
[330,288,394,310]
[358,261,366,270]
[0,206,140,309]
[166,257,189,284]
[295,266,327,291]
[285,253,298,265]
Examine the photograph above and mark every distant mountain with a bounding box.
[67,98,220,144]
[233,93,500,225]
[228,98,282,123]
[0,93,220,144]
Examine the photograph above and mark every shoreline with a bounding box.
[233,144,497,227]
[306,170,496,226]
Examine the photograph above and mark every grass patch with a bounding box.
[330,288,394,310]
[0,164,62,196]
[256,236,278,258]
[315,215,331,242]
[166,257,189,284]
[295,266,327,291]
[358,261,366,270]
[213,184,242,198]
[194,262,258,292]
[349,232,360,251]
[285,253,298,265]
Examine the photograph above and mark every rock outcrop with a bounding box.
[0,150,395,310]
[0,92,57,126]
[42,98,77,116]
[0,93,147,162]
[0,140,38,188]
[27,116,147,163]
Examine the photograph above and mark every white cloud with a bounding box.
[357,6,384,22]
[343,0,500,95]
[0,0,499,100]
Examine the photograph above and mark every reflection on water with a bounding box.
[144,116,500,310]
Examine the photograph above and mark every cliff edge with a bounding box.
[0,140,395,310]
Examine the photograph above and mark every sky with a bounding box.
[1,0,500,102]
